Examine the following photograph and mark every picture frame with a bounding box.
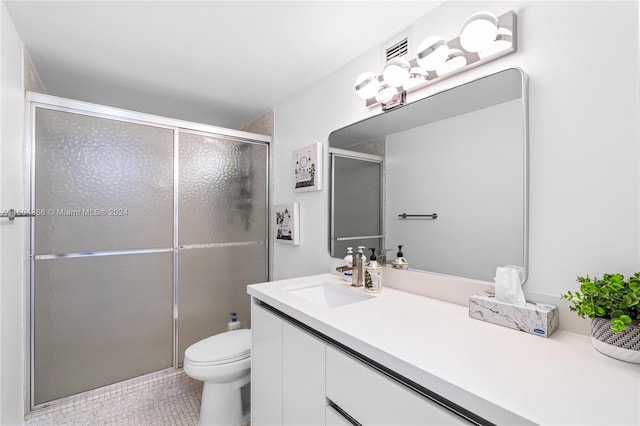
[274,202,300,245]
[293,142,323,192]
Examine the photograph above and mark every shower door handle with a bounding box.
[0,209,35,221]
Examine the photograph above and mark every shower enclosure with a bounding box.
[26,93,269,408]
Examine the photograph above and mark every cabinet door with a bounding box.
[251,302,283,426]
[325,406,354,426]
[326,346,469,425]
[282,322,326,425]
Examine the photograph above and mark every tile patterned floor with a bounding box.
[25,369,203,425]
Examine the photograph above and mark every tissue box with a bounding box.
[469,292,559,337]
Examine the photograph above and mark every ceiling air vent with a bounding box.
[385,37,409,61]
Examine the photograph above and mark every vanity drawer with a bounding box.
[325,405,354,426]
[325,346,469,425]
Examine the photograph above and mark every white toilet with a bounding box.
[184,329,251,426]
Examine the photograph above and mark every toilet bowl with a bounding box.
[184,329,251,426]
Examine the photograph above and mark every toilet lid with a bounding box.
[185,329,251,365]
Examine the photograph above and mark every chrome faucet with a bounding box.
[335,248,364,287]
[336,247,365,287]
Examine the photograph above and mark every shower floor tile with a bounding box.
[25,369,203,425]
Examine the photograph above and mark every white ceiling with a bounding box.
[5,0,441,129]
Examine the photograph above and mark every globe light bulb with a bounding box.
[415,36,448,71]
[375,85,398,104]
[382,57,411,88]
[355,72,380,99]
[403,67,428,91]
[435,49,467,77]
[460,11,499,53]
[478,27,513,59]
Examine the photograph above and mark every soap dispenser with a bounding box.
[376,248,392,266]
[344,247,354,267]
[392,245,409,270]
[342,247,354,282]
[364,259,383,293]
[369,248,377,261]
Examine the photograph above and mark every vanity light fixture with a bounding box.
[355,72,381,100]
[435,49,467,76]
[459,11,499,53]
[375,84,398,104]
[478,27,513,59]
[403,67,428,90]
[382,57,411,88]
[354,10,517,108]
[415,36,449,71]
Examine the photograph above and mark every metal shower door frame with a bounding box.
[24,92,271,411]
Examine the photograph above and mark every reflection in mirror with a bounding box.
[329,149,384,258]
[329,68,528,283]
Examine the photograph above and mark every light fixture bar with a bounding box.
[364,10,517,108]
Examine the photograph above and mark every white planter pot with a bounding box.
[591,318,640,364]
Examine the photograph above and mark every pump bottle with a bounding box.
[228,312,241,331]
[352,246,366,287]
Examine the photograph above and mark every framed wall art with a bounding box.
[293,142,323,192]
[274,202,300,245]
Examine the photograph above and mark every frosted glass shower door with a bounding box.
[177,131,268,364]
[32,108,174,405]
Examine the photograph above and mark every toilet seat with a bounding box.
[184,329,250,366]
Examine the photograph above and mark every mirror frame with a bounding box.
[328,67,529,284]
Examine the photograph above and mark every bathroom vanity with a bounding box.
[247,273,640,426]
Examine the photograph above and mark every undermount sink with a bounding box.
[285,282,374,308]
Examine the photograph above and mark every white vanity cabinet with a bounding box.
[326,346,469,425]
[251,300,472,426]
[282,321,326,425]
[251,300,283,425]
[251,301,326,426]
[248,274,640,426]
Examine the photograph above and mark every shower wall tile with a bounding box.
[345,136,385,157]
[241,110,274,137]
[24,48,46,93]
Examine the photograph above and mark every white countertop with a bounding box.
[247,273,640,426]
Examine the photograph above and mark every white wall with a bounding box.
[273,0,639,303]
[0,2,25,424]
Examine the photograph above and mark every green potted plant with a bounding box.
[562,273,640,363]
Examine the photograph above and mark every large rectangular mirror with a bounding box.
[329,68,528,283]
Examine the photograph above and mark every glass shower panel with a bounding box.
[177,244,267,364]
[33,252,173,405]
[34,108,174,255]
[177,131,268,363]
[178,131,268,245]
[32,107,175,406]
